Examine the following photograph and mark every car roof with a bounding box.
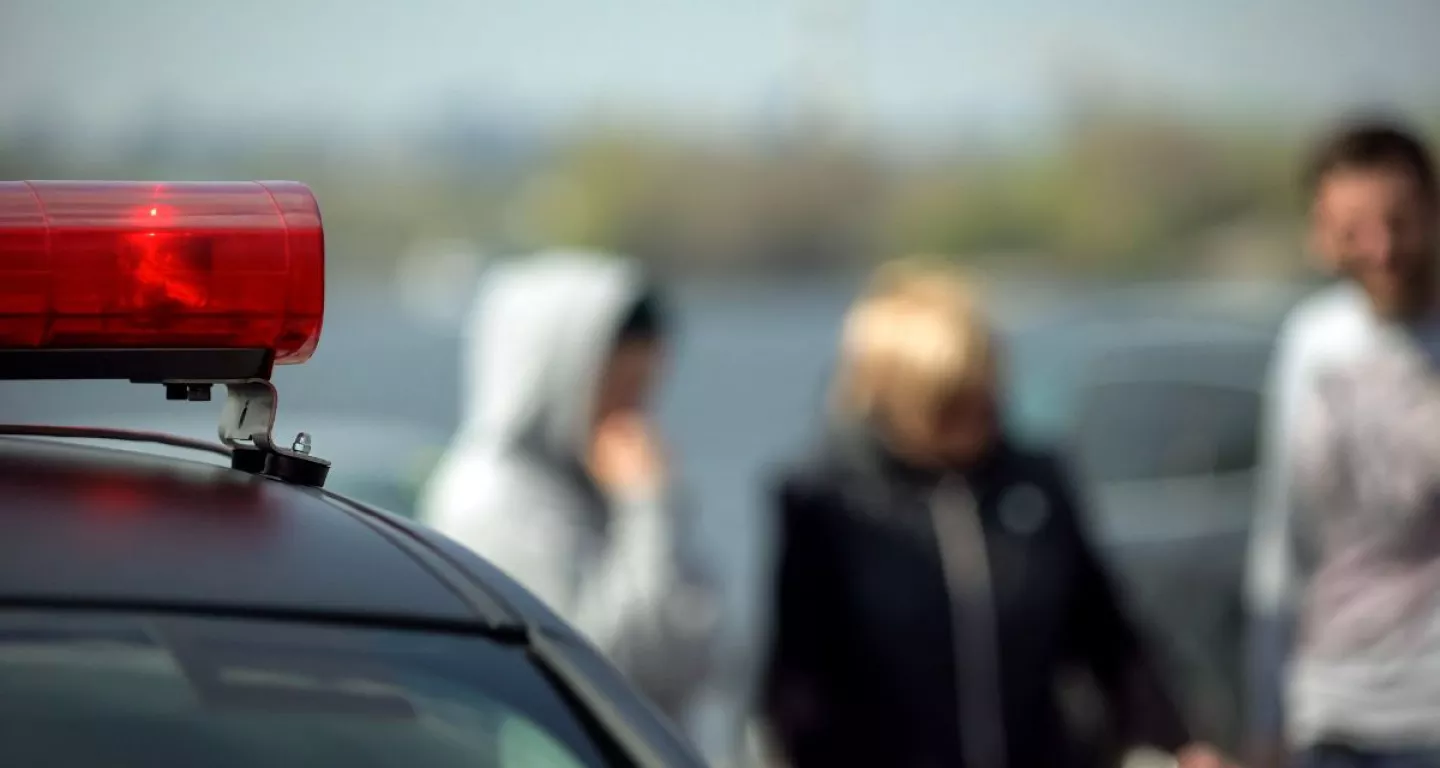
[1007,284,1284,377]
[0,435,565,635]
[53,411,447,474]
[1010,279,1299,333]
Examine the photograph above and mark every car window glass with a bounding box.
[1070,381,1260,483]
[1003,331,1085,445]
[500,717,591,768]
[0,611,619,768]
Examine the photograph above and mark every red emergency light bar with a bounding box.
[0,181,324,372]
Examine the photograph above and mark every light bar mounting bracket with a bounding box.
[155,377,330,488]
[0,348,329,488]
[217,379,331,488]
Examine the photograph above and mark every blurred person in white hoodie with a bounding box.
[419,251,721,747]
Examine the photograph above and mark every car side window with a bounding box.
[1069,381,1261,483]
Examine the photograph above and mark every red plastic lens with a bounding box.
[0,181,324,365]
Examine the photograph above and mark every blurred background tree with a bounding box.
[2,100,1432,284]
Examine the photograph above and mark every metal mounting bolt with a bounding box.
[292,432,312,455]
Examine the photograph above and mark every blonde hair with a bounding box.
[832,258,998,430]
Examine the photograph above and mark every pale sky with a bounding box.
[3,0,1438,142]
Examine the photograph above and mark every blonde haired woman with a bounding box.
[760,261,1229,768]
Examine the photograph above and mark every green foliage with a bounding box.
[882,112,1319,276]
[7,108,1437,281]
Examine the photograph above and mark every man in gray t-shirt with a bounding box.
[1246,119,1440,768]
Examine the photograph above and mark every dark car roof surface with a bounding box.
[0,435,709,768]
[0,435,557,632]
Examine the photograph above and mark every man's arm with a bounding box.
[567,415,721,718]
[571,487,719,712]
[479,479,718,719]
[1244,309,1320,764]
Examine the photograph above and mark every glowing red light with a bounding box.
[0,181,324,364]
[79,480,150,519]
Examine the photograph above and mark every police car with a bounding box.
[0,180,706,768]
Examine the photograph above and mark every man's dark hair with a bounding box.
[616,287,668,343]
[1305,118,1438,201]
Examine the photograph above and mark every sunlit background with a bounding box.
[4,1,1439,763]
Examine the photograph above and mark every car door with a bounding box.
[1065,366,1264,751]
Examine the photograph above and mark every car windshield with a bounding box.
[0,611,617,768]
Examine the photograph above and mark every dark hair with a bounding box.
[1304,118,1438,201]
[616,287,668,343]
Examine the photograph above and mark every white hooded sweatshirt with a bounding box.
[419,252,720,729]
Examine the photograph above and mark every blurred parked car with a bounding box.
[1003,282,1303,755]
